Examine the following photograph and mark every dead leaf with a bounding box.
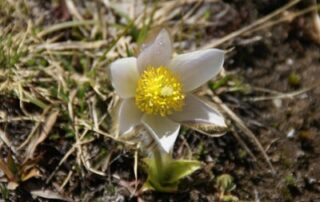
[21,167,41,181]
[25,109,59,158]
[0,158,16,182]
[184,122,227,137]
[7,153,19,177]
[0,129,17,154]
[31,189,72,201]
[7,182,19,190]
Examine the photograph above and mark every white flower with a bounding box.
[109,29,226,153]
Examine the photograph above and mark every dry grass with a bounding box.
[0,0,319,201]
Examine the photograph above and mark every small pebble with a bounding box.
[273,99,282,108]
[287,128,295,138]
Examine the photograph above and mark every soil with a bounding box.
[1,0,320,201]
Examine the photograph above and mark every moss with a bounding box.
[288,72,301,86]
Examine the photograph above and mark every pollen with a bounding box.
[135,66,185,116]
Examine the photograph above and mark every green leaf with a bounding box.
[142,155,201,192]
[216,174,235,192]
[210,75,231,90]
[221,194,239,202]
[165,159,201,183]
[142,177,179,193]
[136,23,150,46]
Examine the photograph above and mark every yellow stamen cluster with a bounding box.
[135,66,185,116]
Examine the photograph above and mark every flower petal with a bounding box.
[109,57,139,98]
[137,29,173,73]
[118,99,143,135]
[169,49,224,92]
[169,95,226,135]
[141,114,180,153]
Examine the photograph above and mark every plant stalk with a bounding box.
[152,146,165,180]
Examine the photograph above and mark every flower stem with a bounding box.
[152,147,164,179]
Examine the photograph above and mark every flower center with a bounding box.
[135,66,185,116]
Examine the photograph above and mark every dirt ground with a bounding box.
[0,0,320,201]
